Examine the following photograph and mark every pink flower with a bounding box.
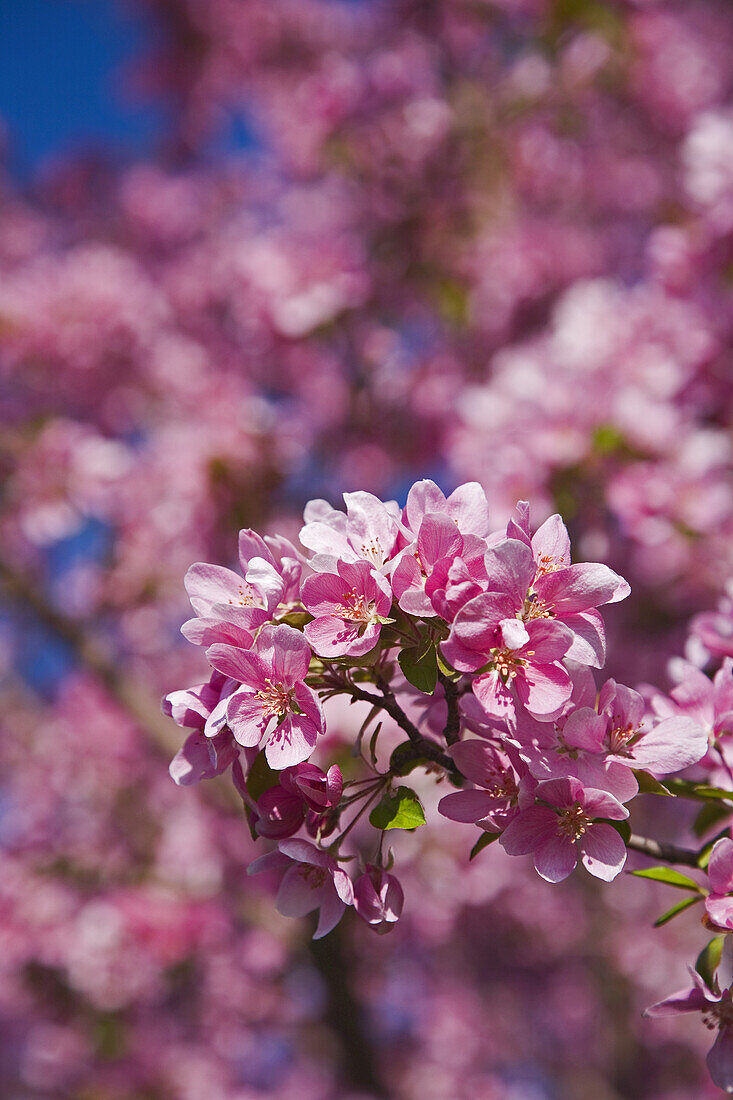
[400,478,492,540]
[301,559,392,656]
[705,838,733,931]
[164,671,240,786]
[505,507,631,666]
[442,585,574,723]
[299,490,400,573]
[207,624,325,768]
[596,679,708,774]
[391,512,486,618]
[645,971,733,1094]
[181,555,284,645]
[253,763,343,839]
[438,740,531,831]
[499,777,629,882]
[248,838,354,939]
[353,866,404,933]
[690,582,733,661]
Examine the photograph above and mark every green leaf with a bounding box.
[696,937,725,990]
[693,801,732,839]
[663,779,733,801]
[470,831,500,860]
[399,639,438,695]
[653,896,701,927]
[633,770,675,796]
[604,818,631,844]
[369,786,426,831]
[698,829,731,870]
[246,751,279,802]
[368,722,382,767]
[630,866,702,891]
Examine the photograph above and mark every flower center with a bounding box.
[535,553,566,578]
[227,582,259,608]
[255,679,293,720]
[556,803,591,840]
[491,647,525,683]
[607,719,642,755]
[703,996,733,1030]
[524,593,555,621]
[360,537,385,567]
[299,865,327,889]
[335,587,376,622]
[485,771,519,802]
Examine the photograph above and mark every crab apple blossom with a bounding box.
[438,740,531,832]
[5,0,733,1087]
[645,972,733,1094]
[207,624,325,768]
[302,558,392,657]
[248,839,354,940]
[299,490,400,573]
[353,866,404,933]
[499,778,630,882]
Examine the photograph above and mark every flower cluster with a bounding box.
[166,479,712,933]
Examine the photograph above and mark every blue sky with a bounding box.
[0,0,162,176]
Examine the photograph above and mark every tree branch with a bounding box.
[627,833,701,868]
[438,671,460,745]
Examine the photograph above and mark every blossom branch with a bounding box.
[626,834,701,868]
[438,671,460,745]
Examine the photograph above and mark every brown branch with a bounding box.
[342,681,460,779]
[627,833,701,868]
[438,671,460,745]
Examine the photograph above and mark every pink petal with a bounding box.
[227,691,267,747]
[313,891,347,939]
[499,807,557,854]
[417,513,463,569]
[643,987,711,1017]
[563,610,606,668]
[438,790,502,824]
[518,662,572,718]
[705,897,733,931]
[531,514,571,568]
[580,823,627,881]
[535,562,630,614]
[207,643,267,686]
[631,716,708,773]
[265,714,319,768]
[484,538,536,608]
[708,838,733,896]
[707,1027,733,1093]
[304,616,361,657]
[534,835,578,882]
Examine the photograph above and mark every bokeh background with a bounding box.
[1,1,732,1096]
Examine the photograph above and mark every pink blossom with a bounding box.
[301,559,392,657]
[705,838,733,931]
[392,512,487,618]
[438,740,531,832]
[645,971,733,1094]
[181,556,284,645]
[207,624,324,768]
[442,583,574,722]
[499,777,629,882]
[164,671,240,786]
[248,838,354,939]
[299,490,400,573]
[353,866,404,933]
[400,478,492,540]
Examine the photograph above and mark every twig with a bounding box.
[627,833,701,868]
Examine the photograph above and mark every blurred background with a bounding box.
[0,1,732,1096]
